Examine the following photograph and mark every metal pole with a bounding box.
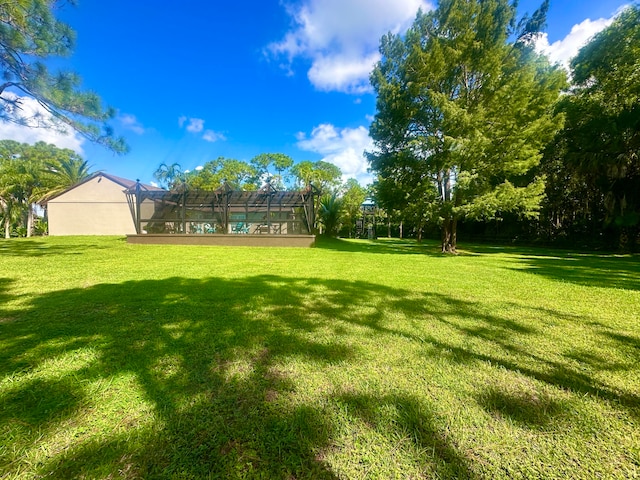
[181,182,186,234]
[135,180,141,234]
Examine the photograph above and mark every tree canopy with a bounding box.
[549,5,640,248]
[0,0,127,153]
[187,157,258,191]
[368,0,566,252]
[290,160,342,193]
[0,139,92,237]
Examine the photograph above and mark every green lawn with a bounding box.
[0,236,638,479]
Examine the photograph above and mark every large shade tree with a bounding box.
[368,0,566,252]
[0,0,127,152]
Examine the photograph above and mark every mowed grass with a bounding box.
[0,236,638,479]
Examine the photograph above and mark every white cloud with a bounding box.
[535,16,616,70]
[119,113,145,135]
[178,116,226,143]
[308,52,381,93]
[0,92,84,152]
[185,117,204,133]
[268,0,432,93]
[297,123,374,184]
[202,129,226,142]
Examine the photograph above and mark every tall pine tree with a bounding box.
[368,0,566,252]
[0,1,127,153]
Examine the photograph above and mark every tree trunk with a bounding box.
[26,203,33,238]
[440,167,457,253]
[617,226,636,253]
[441,216,457,253]
[1,201,7,238]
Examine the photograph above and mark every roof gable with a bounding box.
[43,172,161,203]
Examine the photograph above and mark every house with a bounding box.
[45,172,161,236]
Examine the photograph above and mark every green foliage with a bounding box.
[250,153,294,189]
[291,160,342,193]
[195,158,254,191]
[460,178,546,220]
[368,0,566,252]
[546,5,640,250]
[41,151,92,199]
[153,162,183,190]
[340,179,367,237]
[187,157,258,191]
[318,193,343,236]
[0,140,88,237]
[0,1,127,153]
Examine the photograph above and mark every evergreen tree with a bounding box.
[0,1,127,152]
[368,0,566,252]
[318,193,343,237]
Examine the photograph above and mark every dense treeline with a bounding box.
[368,1,640,252]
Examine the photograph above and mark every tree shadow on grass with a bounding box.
[470,244,640,291]
[1,276,358,478]
[0,278,13,316]
[518,253,640,290]
[336,392,477,479]
[477,385,571,430]
[0,238,113,257]
[314,236,444,256]
[0,275,638,478]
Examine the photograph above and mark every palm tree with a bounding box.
[44,156,94,198]
[318,193,343,237]
[0,197,24,238]
[0,157,26,238]
[154,162,183,190]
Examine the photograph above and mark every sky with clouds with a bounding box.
[0,0,632,186]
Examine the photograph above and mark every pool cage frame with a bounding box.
[125,181,317,236]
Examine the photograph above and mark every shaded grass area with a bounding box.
[0,236,639,479]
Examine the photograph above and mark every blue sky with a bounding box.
[0,0,633,186]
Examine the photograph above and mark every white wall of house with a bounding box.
[47,175,136,235]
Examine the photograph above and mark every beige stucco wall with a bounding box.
[48,176,136,235]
